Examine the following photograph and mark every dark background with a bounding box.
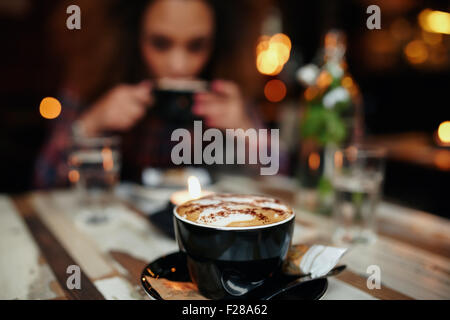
[0,0,449,217]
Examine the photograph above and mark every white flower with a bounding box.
[296,64,320,86]
[326,62,344,79]
[323,86,350,109]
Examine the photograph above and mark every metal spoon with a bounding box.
[262,265,346,300]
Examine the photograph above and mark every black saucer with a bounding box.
[147,202,176,239]
[141,251,328,300]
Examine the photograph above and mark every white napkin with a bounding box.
[299,245,348,278]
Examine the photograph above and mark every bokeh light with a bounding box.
[264,79,287,102]
[404,40,428,64]
[256,33,291,76]
[270,33,291,51]
[68,169,80,183]
[341,76,354,88]
[334,150,343,169]
[434,150,450,171]
[316,71,333,88]
[304,87,319,101]
[256,35,270,55]
[437,121,450,144]
[39,97,62,119]
[419,9,450,35]
[308,152,320,171]
[257,50,280,75]
[101,147,114,171]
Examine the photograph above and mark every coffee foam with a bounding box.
[175,194,294,228]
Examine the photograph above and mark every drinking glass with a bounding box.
[68,135,121,224]
[331,145,386,245]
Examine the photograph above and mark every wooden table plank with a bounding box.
[377,202,450,258]
[0,196,64,300]
[31,192,116,280]
[341,237,450,300]
[12,196,105,300]
[45,190,179,266]
[109,251,151,299]
[335,270,412,300]
[30,191,149,299]
[34,190,179,299]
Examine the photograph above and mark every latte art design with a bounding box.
[175,194,294,227]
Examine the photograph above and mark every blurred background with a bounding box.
[0,0,449,217]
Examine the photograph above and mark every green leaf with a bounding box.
[318,176,333,196]
[352,192,364,207]
[301,104,348,146]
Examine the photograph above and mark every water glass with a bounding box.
[68,135,121,223]
[331,145,386,245]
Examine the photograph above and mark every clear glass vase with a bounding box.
[296,30,364,215]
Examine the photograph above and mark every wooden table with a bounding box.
[1,175,449,300]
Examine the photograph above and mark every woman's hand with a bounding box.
[79,81,152,136]
[192,80,253,130]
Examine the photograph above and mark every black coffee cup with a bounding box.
[151,78,208,124]
[173,206,295,299]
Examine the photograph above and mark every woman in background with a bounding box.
[35,0,268,188]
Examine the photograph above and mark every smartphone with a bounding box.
[151,78,208,124]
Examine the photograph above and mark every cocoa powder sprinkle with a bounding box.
[177,194,293,227]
